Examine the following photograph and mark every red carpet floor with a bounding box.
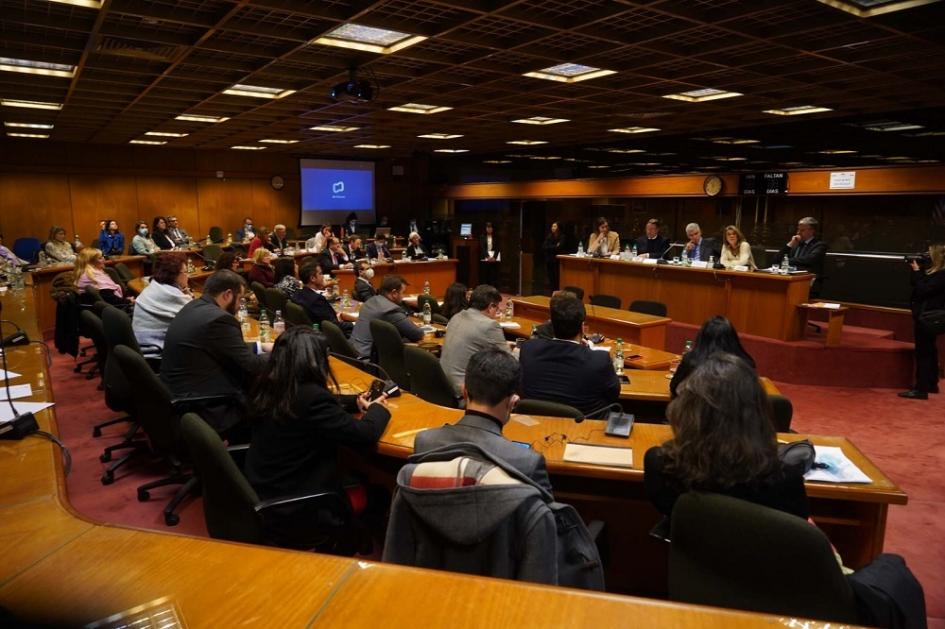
[48,342,943,625]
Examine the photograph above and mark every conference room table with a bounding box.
[28,255,145,338]
[0,290,850,627]
[558,255,813,341]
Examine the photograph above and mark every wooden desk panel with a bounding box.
[333,259,458,299]
[559,256,811,341]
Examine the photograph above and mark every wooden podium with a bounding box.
[451,236,479,288]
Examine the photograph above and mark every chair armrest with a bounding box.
[255,490,349,516]
[170,394,231,412]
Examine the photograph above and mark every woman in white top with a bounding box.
[133,252,192,350]
[308,225,333,253]
[720,225,756,270]
[45,226,78,264]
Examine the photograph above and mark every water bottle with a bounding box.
[613,337,625,375]
[13,267,25,291]
[312,323,320,332]
[505,300,513,319]
[259,312,271,342]
[631,243,637,258]
[342,289,351,311]
[683,340,694,354]
[241,319,251,339]
[187,258,195,274]
[272,310,285,336]
[780,255,790,274]
[73,234,83,250]
[423,280,431,295]
[577,241,585,256]
[238,298,248,322]
[531,324,538,338]
[38,251,48,267]
[422,301,432,325]
[708,255,715,267]
[226,232,233,245]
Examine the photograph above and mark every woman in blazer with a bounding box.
[900,242,945,399]
[720,225,756,269]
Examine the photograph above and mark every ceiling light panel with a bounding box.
[418,133,463,139]
[312,24,426,54]
[864,121,924,132]
[223,84,295,99]
[524,63,616,83]
[388,103,452,114]
[4,122,54,129]
[145,131,188,137]
[433,149,469,153]
[1,99,62,110]
[231,145,267,150]
[0,57,75,78]
[130,139,166,145]
[175,114,229,123]
[663,88,743,102]
[512,117,569,125]
[259,138,300,144]
[506,140,548,145]
[355,144,390,149]
[310,125,360,132]
[763,105,833,116]
[6,132,49,139]
[48,0,102,8]
[609,127,660,134]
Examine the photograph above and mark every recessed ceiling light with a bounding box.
[145,131,188,138]
[310,125,359,133]
[130,139,166,145]
[708,137,760,145]
[815,0,943,17]
[175,114,229,123]
[817,149,858,155]
[506,140,547,146]
[6,132,49,139]
[483,159,512,164]
[4,122,54,129]
[524,63,616,83]
[588,165,610,169]
[355,144,390,149]
[505,153,530,158]
[259,138,300,144]
[231,145,267,150]
[512,116,569,125]
[526,155,561,160]
[563,158,591,163]
[863,121,924,132]
[635,162,662,166]
[223,84,295,99]
[916,159,941,163]
[0,57,75,78]
[763,105,833,116]
[433,149,469,153]
[48,0,102,7]
[663,88,742,103]
[884,155,912,160]
[388,103,451,115]
[1,99,62,111]
[418,133,463,139]
[713,156,748,162]
[609,127,659,134]
[312,23,426,54]
[606,148,645,154]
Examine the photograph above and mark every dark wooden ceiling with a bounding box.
[2,0,945,173]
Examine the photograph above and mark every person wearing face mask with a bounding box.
[367,236,392,261]
[414,348,552,493]
[353,259,377,302]
[161,269,272,441]
[131,220,158,256]
[237,217,256,243]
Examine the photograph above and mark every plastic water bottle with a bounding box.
[238,298,248,322]
[577,241,585,256]
[38,251,48,267]
[708,255,715,267]
[272,310,285,337]
[423,280,431,295]
[226,232,233,245]
[505,300,514,319]
[312,323,320,332]
[13,267,24,291]
[74,234,83,250]
[422,301,432,325]
[780,255,790,274]
[531,324,538,338]
[631,243,637,258]
[342,289,351,311]
[613,337,625,375]
[683,340,694,354]
[259,312,271,342]
[187,258,195,274]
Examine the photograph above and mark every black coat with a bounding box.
[910,268,945,317]
[686,237,721,262]
[160,295,267,431]
[519,337,621,416]
[635,234,670,259]
[153,231,175,251]
[367,242,392,260]
[291,287,351,334]
[778,238,827,277]
[353,277,376,302]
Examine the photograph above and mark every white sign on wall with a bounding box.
[829,171,856,190]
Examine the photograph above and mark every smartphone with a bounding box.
[367,379,386,401]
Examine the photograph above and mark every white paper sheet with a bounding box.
[499,321,520,329]
[804,445,872,484]
[563,443,633,468]
[0,400,54,422]
[0,384,33,400]
[0,369,21,381]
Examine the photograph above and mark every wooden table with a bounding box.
[619,369,779,402]
[330,357,905,595]
[511,295,671,350]
[27,255,145,338]
[0,292,850,627]
[335,258,458,298]
[798,302,850,347]
[559,256,813,341]
[128,269,213,295]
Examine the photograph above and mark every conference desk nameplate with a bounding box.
[559,255,812,341]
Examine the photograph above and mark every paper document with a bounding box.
[499,321,520,329]
[804,445,872,484]
[0,369,21,381]
[0,400,54,423]
[563,443,633,468]
[0,384,33,400]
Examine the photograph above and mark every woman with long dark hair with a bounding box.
[273,256,302,298]
[542,221,564,291]
[440,282,469,320]
[151,216,175,250]
[645,352,808,520]
[900,242,945,399]
[244,327,390,536]
[669,315,756,397]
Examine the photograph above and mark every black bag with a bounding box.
[917,308,945,336]
[778,439,816,476]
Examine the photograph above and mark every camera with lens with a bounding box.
[904,252,931,266]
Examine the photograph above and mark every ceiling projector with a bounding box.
[329,79,374,103]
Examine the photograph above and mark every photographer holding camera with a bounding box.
[900,243,945,400]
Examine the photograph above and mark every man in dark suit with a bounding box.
[684,222,720,262]
[635,218,670,259]
[415,347,552,493]
[353,260,376,302]
[268,224,289,254]
[292,262,353,335]
[779,216,828,296]
[519,292,620,417]
[319,237,350,272]
[161,270,272,438]
[367,236,392,261]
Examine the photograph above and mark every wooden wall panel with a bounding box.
[134,177,199,231]
[195,178,256,240]
[0,174,73,242]
[68,176,140,248]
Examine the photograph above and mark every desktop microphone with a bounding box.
[328,351,402,398]
[187,251,216,272]
[0,300,38,440]
[660,243,686,261]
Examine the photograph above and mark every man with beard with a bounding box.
[161,269,272,440]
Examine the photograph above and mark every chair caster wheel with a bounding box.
[100,452,111,462]
[101,473,114,485]
[137,490,150,501]
[164,513,180,526]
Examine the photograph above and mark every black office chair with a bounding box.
[370,319,410,390]
[78,309,108,387]
[102,305,161,368]
[768,394,794,433]
[590,294,621,309]
[417,294,441,316]
[202,244,223,263]
[179,413,361,553]
[562,285,585,300]
[113,262,135,283]
[264,287,288,321]
[514,399,584,421]
[284,301,312,327]
[669,492,859,623]
[404,346,459,408]
[751,245,769,269]
[208,226,225,244]
[321,319,358,359]
[250,281,267,318]
[629,300,668,317]
[432,313,448,325]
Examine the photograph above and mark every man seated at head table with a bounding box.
[269,224,289,255]
[415,347,552,494]
[353,259,377,302]
[367,236,392,261]
[319,237,351,272]
[519,291,620,417]
[440,284,511,398]
[346,235,366,260]
[587,216,620,257]
[291,262,353,336]
[350,274,424,358]
[684,222,721,263]
[634,218,670,259]
[779,216,828,296]
[161,269,272,442]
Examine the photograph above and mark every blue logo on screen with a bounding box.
[301,166,373,211]
[332,181,345,194]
